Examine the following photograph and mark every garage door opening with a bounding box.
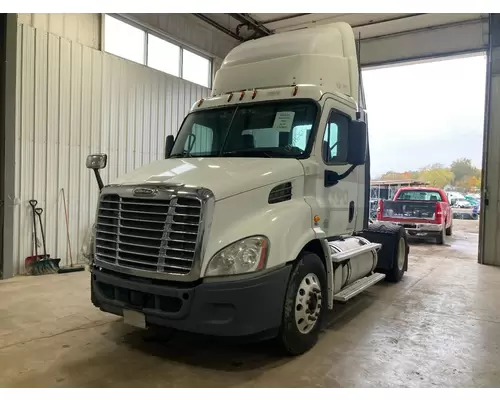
[363,53,487,260]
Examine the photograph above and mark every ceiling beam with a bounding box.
[193,13,243,42]
[258,13,311,25]
[351,13,426,28]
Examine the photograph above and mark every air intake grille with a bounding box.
[94,194,202,274]
[268,182,292,204]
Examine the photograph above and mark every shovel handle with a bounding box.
[35,207,43,216]
[29,200,38,208]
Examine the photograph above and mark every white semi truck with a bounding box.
[86,22,409,355]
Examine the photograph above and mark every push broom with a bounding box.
[58,188,85,274]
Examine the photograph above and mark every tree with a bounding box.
[377,170,420,181]
[418,167,454,188]
[450,158,480,184]
[456,175,481,191]
[378,171,407,180]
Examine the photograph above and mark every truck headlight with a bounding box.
[205,236,269,277]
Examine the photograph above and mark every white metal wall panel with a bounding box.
[17,13,101,50]
[12,24,209,275]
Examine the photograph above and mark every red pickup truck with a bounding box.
[376,187,453,245]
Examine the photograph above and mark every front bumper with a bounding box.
[91,265,292,338]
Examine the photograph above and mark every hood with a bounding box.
[109,157,304,200]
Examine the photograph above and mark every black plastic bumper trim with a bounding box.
[91,264,292,337]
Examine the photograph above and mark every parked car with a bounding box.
[377,187,452,244]
[447,191,476,209]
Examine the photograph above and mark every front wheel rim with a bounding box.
[294,273,322,334]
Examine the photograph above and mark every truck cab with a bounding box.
[86,22,409,355]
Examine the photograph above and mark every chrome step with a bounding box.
[333,273,386,303]
[330,242,381,263]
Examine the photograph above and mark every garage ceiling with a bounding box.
[194,13,489,66]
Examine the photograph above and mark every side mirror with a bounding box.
[165,135,174,158]
[347,120,367,166]
[86,153,107,191]
[86,154,107,170]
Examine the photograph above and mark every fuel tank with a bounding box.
[329,236,378,288]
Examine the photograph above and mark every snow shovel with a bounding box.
[24,200,50,274]
[32,207,60,275]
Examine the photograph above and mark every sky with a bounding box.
[362,54,487,178]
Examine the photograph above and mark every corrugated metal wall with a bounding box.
[17,14,101,50]
[12,24,209,275]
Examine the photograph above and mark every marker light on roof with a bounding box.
[252,89,257,99]
[197,99,204,107]
[227,93,233,102]
[292,86,299,96]
[239,91,245,100]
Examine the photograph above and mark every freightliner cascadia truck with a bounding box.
[85,22,409,355]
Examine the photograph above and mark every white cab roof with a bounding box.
[212,22,359,103]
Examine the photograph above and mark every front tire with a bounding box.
[278,252,327,356]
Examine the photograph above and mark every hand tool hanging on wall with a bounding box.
[24,200,50,275]
[32,207,60,275]
[58,188,85,273]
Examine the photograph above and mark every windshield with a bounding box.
[169,101,318,159]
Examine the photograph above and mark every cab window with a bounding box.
[322,112,349,164]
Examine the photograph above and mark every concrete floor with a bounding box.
[1,219,500,387]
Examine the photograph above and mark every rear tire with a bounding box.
[446,221,452,236]
[278,252,327,356]
[436,226,446,245]
[360,222,409,283]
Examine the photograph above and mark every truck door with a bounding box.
[315,100,360,237]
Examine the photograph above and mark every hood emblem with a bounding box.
[133,187,158,197]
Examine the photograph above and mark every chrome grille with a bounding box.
[95,194,202,274]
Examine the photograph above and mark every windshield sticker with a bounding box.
[272,111,295,132]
